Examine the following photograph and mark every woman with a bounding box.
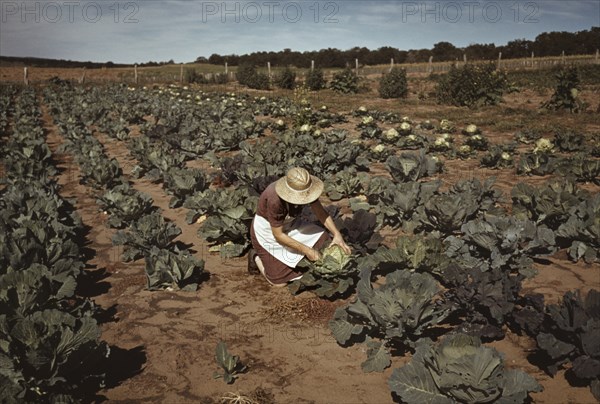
[249,167,351,286]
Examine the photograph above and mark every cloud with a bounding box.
[1,0,597,63]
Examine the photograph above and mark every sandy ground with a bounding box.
[22,76,600,404]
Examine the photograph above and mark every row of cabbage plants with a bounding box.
[0,86,110,402]
[43,82,205,291]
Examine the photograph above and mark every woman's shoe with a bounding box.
[247,249,259,275]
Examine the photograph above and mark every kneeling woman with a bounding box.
[249,167,351,286]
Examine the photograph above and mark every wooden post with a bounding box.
[596,49,599,64]
[23,67,29,85]
[134,64,138,84]
[390,58,394,72]
[428,56,433,73]
[225,62,228,74]
[79,67,86,84]
[561,50,565,64]
[311,60,315,71]
[267,62,271,78]
[355,58,359,75]
[463,54,467,64]
[180,63,184,83]
[497,52,502,69]
[531,52,535,68]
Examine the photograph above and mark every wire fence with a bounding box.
[10,52,600,86]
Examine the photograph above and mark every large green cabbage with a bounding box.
[389,333,542,403]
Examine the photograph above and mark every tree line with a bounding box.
[199,27,599,68]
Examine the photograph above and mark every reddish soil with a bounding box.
[31,78,600,403]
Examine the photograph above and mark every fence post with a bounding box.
[561,50,565,64]
[463,54,467,64]
[355,58,359,75]
[267,61,271,78]
[595,49,599,64]
[134,64,138,84]
[311,60,314,71]
[531,52,535,68]
[390,58,394,72]
[23,67,29,86]
[79,67,86,84]
[497,52,502,69]
[180,63,184,83]
[428,56,433,73]
[225,62,228,74]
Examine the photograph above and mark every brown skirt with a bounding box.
[250,219,330,284]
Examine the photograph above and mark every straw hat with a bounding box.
[275,167,323,205]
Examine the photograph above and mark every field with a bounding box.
[1,64,599,404]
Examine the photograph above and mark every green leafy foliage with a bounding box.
[480,145,515,169]
[386,150,442,182]
[96,184,155,229]
[236,64,270,90]
[214,341,246,384]
[436,63,513,108]
[289,244,357,298]
[389,333,542,403]
[334,210,383,255]
[517,152,559,176]
[556,194,600,263]
[0,310,110,403]
[1,87,111,403]
[358,177,440,231]
[325,170,366,201]
[305,68,326,91]
[330,67,359,94]
[519,289,600,398]
[144,246,204,291]
[187,188,258,258]
[511,178,589,229]
[112,212,182,262]
[379,68,408,99]
[553,129,586,152]
[542,67,586,113]
[419,177,502,235]
[330,268,450,372]
[163,167,209,208]
[275,67,296,89]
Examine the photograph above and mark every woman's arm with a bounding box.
[310,200,352,254]
[272,225,321,261]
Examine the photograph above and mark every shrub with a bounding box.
[185,68,206,84]
[330,67,358,94]
[276,67,296,89]
[236,64,270,90]
[379,67,408,99]
[542,67,585,113]
[210,73,229,84]
[246,72,270,90]
[236,64,256,86]
[436,63,512,108]
[305,68,325,91]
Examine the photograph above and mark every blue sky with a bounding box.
[1,1,598,63]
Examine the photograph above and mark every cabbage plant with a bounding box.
[112,212,182,262]
[330,268,450,372]
[389,333,542,403]
[96,184,154,228]
[386,150,442,183]
[144,246,204,291]
[289,244,357,298]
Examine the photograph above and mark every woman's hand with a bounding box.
[331,234,352,255]
[306,248,322,262]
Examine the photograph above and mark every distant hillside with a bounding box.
[0,56,130,68]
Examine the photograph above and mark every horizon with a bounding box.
[1,1,599,64]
